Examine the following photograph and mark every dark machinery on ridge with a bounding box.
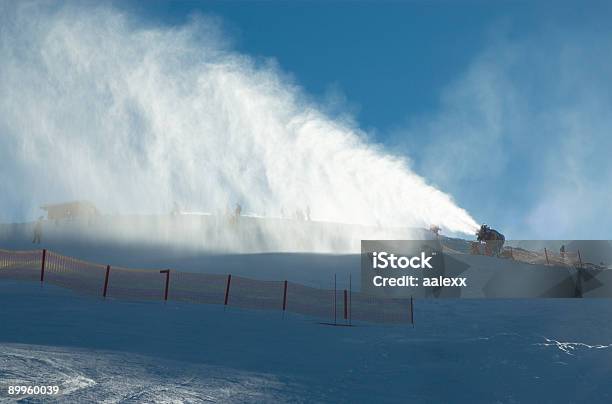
[476,224,505,256]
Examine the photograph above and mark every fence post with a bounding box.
[103,265,111,297]
[578,249,583,269]
[224,274,232,306]
[343,289,348,320]
[40,249,47,283]
[544,248,550,265]
[160,269,170,301]
[333,274,337,325]
[282,280,288,311]
[349,274,352,326]
[410,296,414,326]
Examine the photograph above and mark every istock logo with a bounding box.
[372,251,434,269]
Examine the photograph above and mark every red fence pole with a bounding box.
[544,248,550,265]
[282,280,288,311]
[160,269,170,301]
[349,274,352,326]
[343,289,348,320]
[224,274,232,306]
[40,249,46,282]
[334,274,337,325]
[103,265,111,297]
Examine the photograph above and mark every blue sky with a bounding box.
[107,0,612,239]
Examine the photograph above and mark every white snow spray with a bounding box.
[0,3,478,252]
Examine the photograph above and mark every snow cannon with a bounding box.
[476,224,505,256]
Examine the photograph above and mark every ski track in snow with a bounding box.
[535,337,612,356]
[0,344,297,403]
[469,333,612,357]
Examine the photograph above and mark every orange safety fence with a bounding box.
[467,243,597,269]
[0,248,413,325]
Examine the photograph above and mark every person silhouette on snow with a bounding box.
[32,216,43,244]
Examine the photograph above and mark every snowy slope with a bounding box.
[1,281,612,403]
[2,218,612,402]
[1,344,293,403]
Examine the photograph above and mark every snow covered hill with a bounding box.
[2,281,612,403]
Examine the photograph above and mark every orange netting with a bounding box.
[0,248,412,325]
[466,243,596,269]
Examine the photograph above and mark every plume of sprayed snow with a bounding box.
[0,3,478,251]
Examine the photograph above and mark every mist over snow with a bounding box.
[0,2,478,238]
